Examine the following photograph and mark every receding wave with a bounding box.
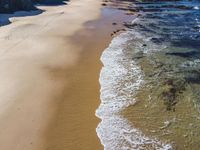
[96,31,171,150]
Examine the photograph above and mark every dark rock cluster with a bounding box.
[0,0,35,13]
[160,78,185,111]
[0,0,67,13]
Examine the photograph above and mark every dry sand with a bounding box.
[0,0,103,149]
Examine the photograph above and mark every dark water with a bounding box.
[96,0,200,149]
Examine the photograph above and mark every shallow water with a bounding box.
[96,0,200,149]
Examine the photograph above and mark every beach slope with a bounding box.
[0,0,102,149]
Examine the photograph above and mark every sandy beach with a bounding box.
[0,0,104,149]
[2,0,199,149]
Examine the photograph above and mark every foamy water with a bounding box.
[96,31,171,150]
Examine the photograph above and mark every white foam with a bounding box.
[96,31,172,150]
[180,59,200,70]
[194,6,199,10]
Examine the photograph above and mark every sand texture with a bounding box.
[0,0,103,149]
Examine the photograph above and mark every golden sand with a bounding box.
[0,0,103,149]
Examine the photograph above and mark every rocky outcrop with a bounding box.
[0,0,67,13]
[34,0,67,5]
[0,0,35,13]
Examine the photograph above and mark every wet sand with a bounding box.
[44,4,133,149]
[44,27,108,150]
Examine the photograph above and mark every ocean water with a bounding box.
[96,0,200,150]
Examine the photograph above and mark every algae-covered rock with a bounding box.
[159,78,186,111]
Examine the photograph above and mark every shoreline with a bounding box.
[44,2,133,149]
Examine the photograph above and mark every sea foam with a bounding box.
[96,31,172,150]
